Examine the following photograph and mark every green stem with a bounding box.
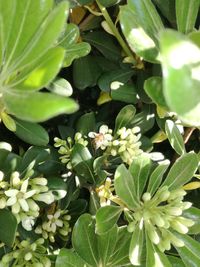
[95,0,136,62]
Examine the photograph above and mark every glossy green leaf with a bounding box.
[73,55,102,90]
[162,152,199,190]
[71,144,96,183]
[111,83,137,104]
[160,30,200,126]
[114,164,139,209]
[96,206,122,234]
[120,0,164,63]
[147,160,170,195]
[76,112,96,135]
[0,209,17,247]
[146,234,172,267]
[183,207,200,234]
[129,154,151,198]
[14,118,49,146]
[84,31,121,62]
[153,0,176,26]
[167,256,185,267]
[129,223,144,265]
[175,232,200,267]
[98,68,135,92]
[48,78,73,97]
[72,214,99,266]
[98,0,121,7]
[165,120,185,155]
[97,225,118,266]
[114,105,136,134]
[56,248,89,267]
[176,0,200,34]
[3,90,78,122]
[144,76,167,108]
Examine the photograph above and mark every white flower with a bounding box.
[88,125,113,150]
[22,216,35,231]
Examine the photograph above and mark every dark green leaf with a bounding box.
[114,105,136,134]
[114,164,139,209]
[176,0,200,34]
[162,152,199,190]
[76,112,96,135]
[56,248,88,267]
[98,0,121,7]
[72,214,99,266]
[3,90,78,122]
[165,120,185,155]
[0,209,17,247]
[96,206,122,234]
[153,0,176,26]
[14,118,49,146]
[111,83,137,104]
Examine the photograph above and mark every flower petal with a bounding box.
[19,199,29,212]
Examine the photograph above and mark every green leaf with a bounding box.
[165,120,185,155]
[98,0,121,7]
[129,223,144,265]
[71,144,96,183]
[97,225,118,266]
[174,232,200,267]
[162,152,199,190]
[48,78,73,97]
[176,0,200,34]
[56,248,89,267]
[183,207,200,234]
[114,105,136,134]
[111,83,137,104]
[147,160,170,195]
[83,31,121,62]
[76,112,96,135]
[129,154,151,198]
[167,256,185,267]
[3,90,78,122]
[96,206,122,234]
[14,118,49,146]
[120,0,164,63]
[160,30,200,126]
[146,234,172,267]
[153,0,176,26]
[114,164,139,209]
[98,68,135,92]
[73,55,102,90]
[13,47,65,90]
[72,214,99,266]
[0,209,17,247]
[144,76,167,108]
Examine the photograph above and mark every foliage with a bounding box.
[0,0,200,266]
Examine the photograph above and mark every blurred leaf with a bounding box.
[0,209,17,247]
[153,0,176,26]
[129,223,144,265]
[72,214,99,266]
[175,232,200,267]
[96,206,122,234]
[97,92,112,105]
[3,90,78,122]
[73,55,102,90]
[129,154,151,198]
[98,68,135,92]
[176,0,200,34]
[144,76,167,108]
[14,118,49,146]
[98,0,121,7]
[111,83,137,104]
[120,0,164,62]
[48,78,73,97]
[1,112,16,132]
[84,31,121,62]
[132,105,155,133]
[162,152,199,190]
[114,105,136,133]
[183,207,200,234]
[56,249,88,267]
[168,256,185,267]
[165,120,185,155]
[114,164,139,209]
[160,30,200,126]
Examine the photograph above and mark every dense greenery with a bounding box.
[0,0,200,266]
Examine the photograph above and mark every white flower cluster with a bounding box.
[96,178,114,206]
[35,209,71,243]
[128,186,194,252]
[89,125,142,165]
[0,171,54,230]
[54,133,88,169]
[1,238,51,267]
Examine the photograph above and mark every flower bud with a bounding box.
[127,222,135,233]
[24,252,32,261]
[170,220,189,234]
[142,192,151,202]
